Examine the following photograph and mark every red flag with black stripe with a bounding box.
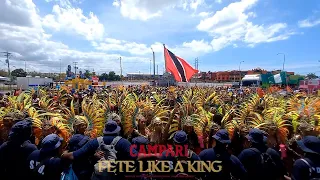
[164,46,198,82]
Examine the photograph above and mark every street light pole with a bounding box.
[277,53,285,71]
[150,59,151,75]
[59,59,61,85]
[239,60,244,82]
[22,59,26,73]
[277,53,287,87]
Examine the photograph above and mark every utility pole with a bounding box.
[24,60,26,73]
[195,58,199,70]
[1,51,12,81]
[73,62,78,76]
[277,53,287,87]
[150,59,152,75]
[239,61,244,85]
[120,57,122,78]
[277,53,286,71]
[151,48,155,80]
[194,58,197,70]
[59,59,61,84]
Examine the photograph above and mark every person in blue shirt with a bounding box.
[199,129,247,180]
[132,136,150,155]
[131,136,151,179]
[159,130,200,179]
[67,134,91,180]
[238,128,286,180]
[62,120,139,161]
[291,136,320,180]
[27,134,70,180]
[61,120,159,179]
[0,120,38,180]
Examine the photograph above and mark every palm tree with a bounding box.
[306,73,318,80]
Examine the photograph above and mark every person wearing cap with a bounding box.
[131,136,152,180]
[27,134,70,180]
[0,120,37,180]
[107,113,124,136]
[67,134,92,180]
[199,129,247,180]
[291,136,320,180]
[160,130,200,179]
[238,128,286,180]
[61,120,158,177]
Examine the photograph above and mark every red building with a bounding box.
[216,71,230,82]
[194,68,295,82]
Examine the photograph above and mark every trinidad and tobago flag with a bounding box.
[164,46,199,82]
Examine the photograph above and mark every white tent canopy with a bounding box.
[242,74,261,81]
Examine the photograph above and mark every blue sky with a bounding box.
[0,0,319,75]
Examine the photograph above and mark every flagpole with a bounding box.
[163,44,167,73]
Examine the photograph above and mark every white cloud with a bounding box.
[42,5,105,41]
[244,23,288,44]
[93,38,212,60]
[0,0,148,74]
[45,0,72,7]
[97,41,150,55]
[0,0,42,28]
[215,0,222,4]
[188,0,205,10]
[45,0,84,8]
[198,11,212,17]
[298,18,320,28]
[0,0,208,74]
[182,40,212,53]
[197,0,294,51]
[248,12,256,18]
[112,0,205,21]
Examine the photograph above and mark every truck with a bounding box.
[17,76,53,90]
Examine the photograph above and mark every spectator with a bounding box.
[27,134,70,180]
[0,120,37,180]
[200,129,247,180]
[238,128,286,180]
[291,136,320,180]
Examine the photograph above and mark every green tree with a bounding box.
[108,71,116,81]
[306,73,318,80]
[0,69,8,77]
[11,68,27,77]
[99,73,109,81]
[115,75,121,81]
[28,71,42,77]
[84,70,92,79]
[98,71,121,81]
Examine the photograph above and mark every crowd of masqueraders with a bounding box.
[0,86,319,180]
